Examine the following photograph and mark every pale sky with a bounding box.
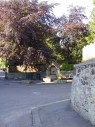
[40,0,94,20]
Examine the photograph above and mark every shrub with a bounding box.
[0,59,6,68]
[60,63,74,71]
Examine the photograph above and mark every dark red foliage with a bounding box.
[0,0,56,65]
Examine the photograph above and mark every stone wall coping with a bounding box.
[74,59,95,67]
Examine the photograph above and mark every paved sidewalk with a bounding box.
[32,100,93,127]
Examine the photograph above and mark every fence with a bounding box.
[82,42,95,61]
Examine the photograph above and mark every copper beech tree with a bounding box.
[0,1,88,67]
[0,0,56,66]
[56,6,87,64]
[44,6,88,64]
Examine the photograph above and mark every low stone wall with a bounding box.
[7,72,46,80]
[7,73,26,80]
[7,71,73,81]
[61,71,73,79]
[71,59,95,125]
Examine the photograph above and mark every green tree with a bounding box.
[87,0,95,43]
[50,6,88,64]
[60,6,88,64]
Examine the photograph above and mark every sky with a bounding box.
[3,0,94,21]
[40,0,94,20]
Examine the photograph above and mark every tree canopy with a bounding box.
[86,0,95,43]
[0,0,90,69]
[0,0,56,66]
[49,6,88,64]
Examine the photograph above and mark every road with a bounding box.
[0,80,71,118]
[0,80,93,127]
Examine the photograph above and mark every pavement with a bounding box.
[31,100,92,127]
[0,80,93,127]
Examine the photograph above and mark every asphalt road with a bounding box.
[0,80,71,118]
[0,80,93,127]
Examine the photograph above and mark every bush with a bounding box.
[0,59,6,68]
[60,63,74,71]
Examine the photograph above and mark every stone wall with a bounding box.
[7,72,46,80]
[71,59,95,125]
[61,71,73,79]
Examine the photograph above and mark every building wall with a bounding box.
[83,42,95,61]
[71,59,95,125]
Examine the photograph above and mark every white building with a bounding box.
[82,42,95,61]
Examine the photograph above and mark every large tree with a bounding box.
[54,6,88,64]
[0,0,56,66]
